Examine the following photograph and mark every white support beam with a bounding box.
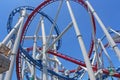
[4,9,26,80]
[85,0,120,60]
[47,0,63,46]
[30,17,42,80]
[98,39,114,67]
[46,22,73,52]
[53,37,58,80]
[41,17,48,80]
[2,17,23,45]
[66,0,96,80]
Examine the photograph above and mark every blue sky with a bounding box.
[0,0,120,80]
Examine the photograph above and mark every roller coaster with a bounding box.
[0,0,120,80]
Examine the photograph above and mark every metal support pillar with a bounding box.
[46,22,73,51]
[31,17,42,80]
[41,17,48,80]
[53,37,58,80]
[89,12,102,79]
[66,0,96,80]
[30,36,37,79]
[1,17,23,45]
[4,9,26,80]
[85,0,120,60]
[98,39,114,67]
[47,0,63,45]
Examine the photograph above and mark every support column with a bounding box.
[85,0,120,60]
[66,0,96,80]
[89,12,102,79]
[1,17,23,45]
[53,36,58,80]
[4,9,26,80]
[41,17,48,80]
[30,35,37,80]
[31,17,41,80]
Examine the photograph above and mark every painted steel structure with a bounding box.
[0,0,120,80]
